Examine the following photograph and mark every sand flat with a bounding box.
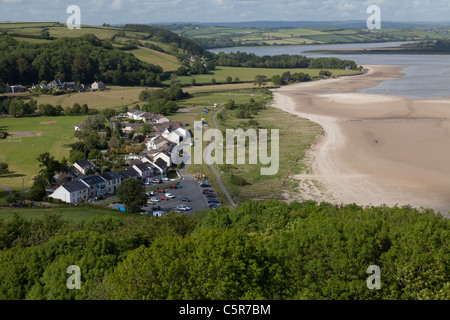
[272,65,450,215]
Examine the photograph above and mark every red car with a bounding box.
[156,189,165,193]
[159,196,169,201]
[205,194,217,198]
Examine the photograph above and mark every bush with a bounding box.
[230,175,250,186]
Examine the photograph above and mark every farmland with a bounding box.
[0,116,85,190]
[166,24,450,48]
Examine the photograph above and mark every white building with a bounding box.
[162,127,190,144]
[49,181,89,204]
[146,135,168,151]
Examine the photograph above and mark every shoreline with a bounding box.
[271,64,450,216]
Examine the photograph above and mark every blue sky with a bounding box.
[1,0,450,25]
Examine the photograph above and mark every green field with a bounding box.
[25,85,144,110]
[167,66,360,85]
[0,116,85,190]
[130,47,181,71]
[215,103,323,202]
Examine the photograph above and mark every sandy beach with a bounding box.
[272,65,450,216]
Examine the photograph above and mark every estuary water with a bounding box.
[210,42,450,99]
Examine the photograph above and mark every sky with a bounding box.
[1,0,450,25]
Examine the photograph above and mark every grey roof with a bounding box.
[75,159,94,169]
[80,175,105,186]
[133,162,152,171]
[100,173,114,181]
[155,158,167,169]
[105,171,121,180]
[119,167,140,179]
[62,181,88,193]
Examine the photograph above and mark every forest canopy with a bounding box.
[0,34,164,86]
[0,201,448,300]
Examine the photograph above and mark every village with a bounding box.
[47,107,221,215]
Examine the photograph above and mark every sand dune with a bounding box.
[272,65,450,216]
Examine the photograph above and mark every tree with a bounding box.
[191,78,196,86]
[108,136,120,152]
[0,162,8,176]
[69,151,85,165]
[254,75,268,88]
[211,78,216,84]
[28,175,47,201]
[36,152,66,186]
[116,178,146,213]
[226,76,232,83]
[271,75,282,86]
[319,70,332,78]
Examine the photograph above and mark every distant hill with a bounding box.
[148,20,450,29]
[0,22,212,76]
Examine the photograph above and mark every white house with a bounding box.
[91,81,105,91]
[162,127,190,144]
[127,110,146,120]
[73,159,95,175]
[49,181,89,204]
[146,135,168,151]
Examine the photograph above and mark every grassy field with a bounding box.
[0,205,124,222]
[215,103,323,202]
[24,85,144,111]
[0,116,85,190]
[130,47,181,71]
[167,66,361,85]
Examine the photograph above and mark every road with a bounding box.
[208,107,237,207]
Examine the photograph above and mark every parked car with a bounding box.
[150,197,160,203]
[159,196,169,201]
[152,179,162,184]
[156,189,165,193]
[140,210,151,215]
[209,203,221,209]
[151,205,162,211]
[165,193,175,198]
[176,205,192,211]
[202,189,214,194]
[200,183,211,188]
[146,191,155,196]
[205,194,217,198]
[180,197,191,202]
[147,200,154,205]
[207,198,220,204]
